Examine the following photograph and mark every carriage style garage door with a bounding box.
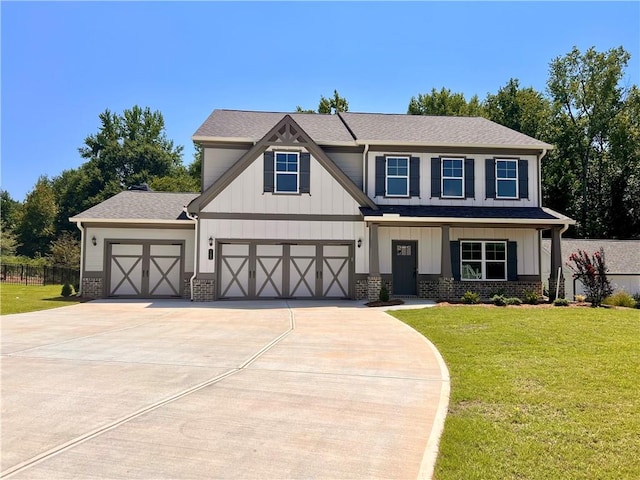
[107,242,184,298]
[218,242,353,299]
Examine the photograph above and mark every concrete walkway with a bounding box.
[1,299,449,479]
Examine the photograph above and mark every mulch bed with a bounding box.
[365,299,405,307]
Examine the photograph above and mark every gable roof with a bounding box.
[189,115,377,213]
[542,238,640,274]
[339,112,553,149]
[192,110,355,145]
[69,191,199,223]
[192,109,553,150]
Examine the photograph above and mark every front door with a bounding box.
[392,240,417,296]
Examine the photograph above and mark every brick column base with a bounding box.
[548,275,566,301]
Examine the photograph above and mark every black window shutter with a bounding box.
[507,241,518,281]
[518,159,529,199]
[431,158,441,198]
[464,158,475,198]
[299,152,311,193]
[485,159,496,198]
[409,156,420,197]
[263,151,274,193]
[450,241,461,281]
[375,156,385,197]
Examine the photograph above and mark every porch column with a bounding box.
[440,224,452,278]
[367,223,381,301]
[549,226,565,300]
[369,223,380,275]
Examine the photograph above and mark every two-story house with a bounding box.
[71,109,574,301]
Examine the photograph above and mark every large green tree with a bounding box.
[408,88,484,116]
[296,90,349,114]
[546,46,638,238]
[15,177,58,257]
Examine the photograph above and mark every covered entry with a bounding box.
[217,241,353,299]
[107,241,184,298]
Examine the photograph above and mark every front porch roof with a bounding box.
[361,205,575,228]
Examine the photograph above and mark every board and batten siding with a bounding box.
[202,150,362,215]
[84,227,195,273]
[378,227,442,274]
[199,219,368,274]
[450,227,539,275]
[324,151,363,189]
[202,147,249,191]
[367,152,540,207]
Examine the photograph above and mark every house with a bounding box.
[70,109,575,301]
[542,238,640,299]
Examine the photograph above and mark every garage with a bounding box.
[107,241,185,298]
[217,241,353,299]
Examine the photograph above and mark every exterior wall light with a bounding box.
[208,236,214,247]
[357,239,362,248]
[91,236,97,246]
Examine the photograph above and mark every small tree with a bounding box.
[567,248,613,307]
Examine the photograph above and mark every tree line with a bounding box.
[1,46,638,266]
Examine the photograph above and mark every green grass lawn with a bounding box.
[392,306,640,480]
[0,283,84,315]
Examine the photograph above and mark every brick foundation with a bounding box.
[81,277,103,298]
[548,275,566,301]
[355,278,368,300]
[418,278,542,302]
[192,278,215,301]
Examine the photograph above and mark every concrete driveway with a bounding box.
[1,299,449,480]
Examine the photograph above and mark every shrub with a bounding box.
[553,298,570,307]
[603,291,637,308]
[575,294,587,303]
[461,291,480,304]
[61,283,74,297]
[505,297,522,306]
[566,248,612,307]
[379,285,389,303]
[491,294,506,306]
[633,293,640,309]
[522,289,539,305]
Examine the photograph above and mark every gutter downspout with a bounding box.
[75,221,84,296]
[362,144,369,195]
[184,207,198,301]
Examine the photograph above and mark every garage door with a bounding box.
[108,242,183,298]
[218,242,352,299]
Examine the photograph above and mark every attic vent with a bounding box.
[128,183,153,192]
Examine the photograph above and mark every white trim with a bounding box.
[69,218,194,225]
[364,215,575,226]
[441,157,465,199]
[355,139,555,150]
[460,240,507,281]
[191,135,357,147]
[495,158,519,199]
[274,151,300,194]
[385,156,410,197]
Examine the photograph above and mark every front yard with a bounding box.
[392,306,639,480]
[0,284,84,315]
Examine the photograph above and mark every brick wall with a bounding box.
[355,279,368,300]
[81,277,103,298]
[418,278,542,302]
[192,278,215,301]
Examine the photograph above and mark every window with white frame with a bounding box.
[461,241,507,280]
[275,152,299,193]
[386,156,409,196]
[442,158,464,198]
[496,159,518,198]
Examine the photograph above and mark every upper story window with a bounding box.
[461,241,507,280]
[442,158,464,198]
[275,152,299,193]
[386,156,409,197]
[496,159,518,199]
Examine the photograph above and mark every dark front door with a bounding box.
[392,240,417,295]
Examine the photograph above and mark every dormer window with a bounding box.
[386,156,409,197]
[275,152,299,193]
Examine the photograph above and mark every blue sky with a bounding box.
[2,1,638,201]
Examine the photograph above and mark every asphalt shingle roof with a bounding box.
[70,191,199,221]
[360,205,562,220]
[193,109,553,149]
[542,239,640,274]
[193,110,355,144]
